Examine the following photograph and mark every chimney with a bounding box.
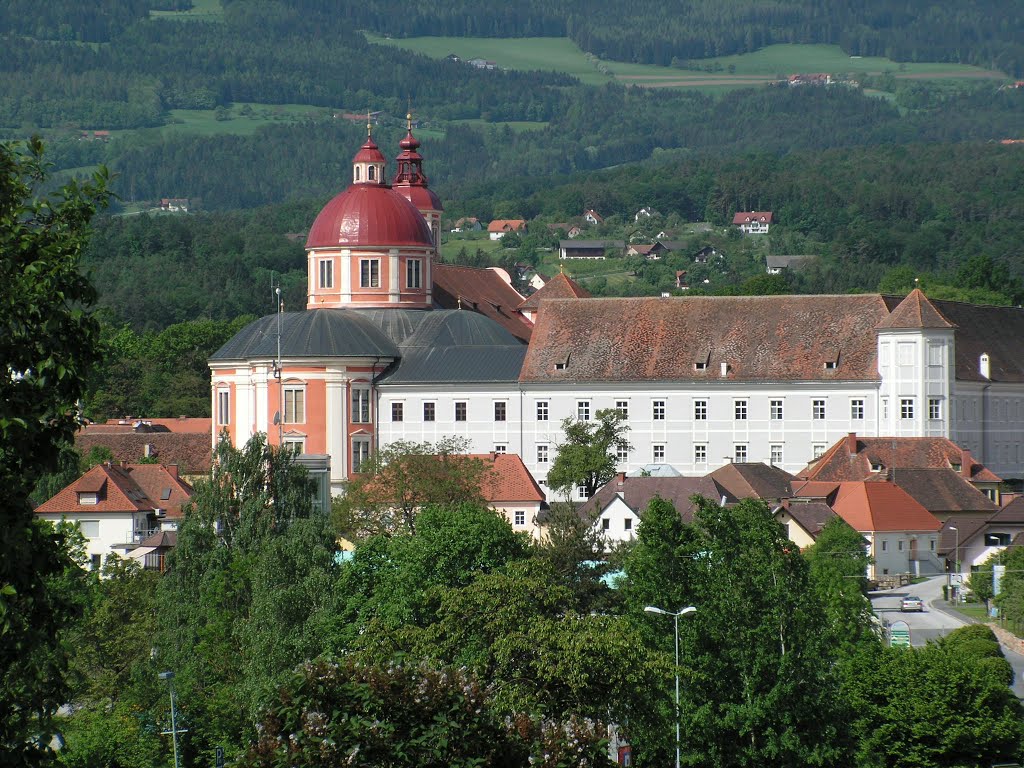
[616,472,625,487]
[980,353,990,379]
[846,432,858,456]
[167,463,179,479]
[960,448,971,479]
[720,361,728,378]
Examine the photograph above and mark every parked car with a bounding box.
[900,596,924,612]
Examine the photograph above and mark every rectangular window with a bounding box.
[319,258,333,289]
[78,492,98,506]
[770,444,783,465]
[812,443,826,459]
[881,540,887,552]
[602,518,610,530]
[578,486,590,500]
[901,398,915,420]
[851,399,864,420]
[537,444,549,464]
[455,401,467,422]
[616,442,629,463]
[423,402,435,422]
[391,402,403,422]
[536,401,549,421]
[90,554,102,571]
[79,520,100,539]
[734,444,748,462]
[352,438,371,473]
[694,400,707,421]
[770,400,783,420]
[494,444,506,454]
[406,258,422,289]
[284,386,305,424]
[217,389,230,426]
[653,400,666,421]
[694,444,707,464]
[577,401,591,421]
[624,518,633,530]
[882,398,889,420]
[282,437,304,454]
[813,399,826,420]
[898,540,904,552]
[929,398,941,420]
[360,258,380,288]
[615,400,629,419]
[653,444,665,463]
[494,402,507,422]
[514,510,526,526]
[351,388,370,424]
[734,399,747,420]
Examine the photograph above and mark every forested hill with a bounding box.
[318,0,1024,74]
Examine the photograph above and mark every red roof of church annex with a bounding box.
[517,272,591,311]
[432,264,532,342]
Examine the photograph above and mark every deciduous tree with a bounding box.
[547,409,631,500]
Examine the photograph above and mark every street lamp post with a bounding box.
[948,526,959,603]
[644,605,697,768]
[158,671,185,768]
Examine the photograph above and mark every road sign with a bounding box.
[215,746,224,768]
[889,620,911,648]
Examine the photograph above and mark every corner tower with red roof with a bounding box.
[305,122,436,310]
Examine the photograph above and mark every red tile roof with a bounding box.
[487,219,526,233]
[732,211,773,225]
[471,453,545,503]
[86,417,212,434]
[584,474,733,521]
[799,434,1000,484]
[517,272,591,311]
[76,431,213,475]
[36,463,194,519]
[889,468,998,516]
[432,264,532,342]
[876,289,954,330]
[520,295,891,383]
[829,481,942,533]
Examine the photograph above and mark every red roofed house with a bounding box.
[794,480,942,579]
[584,209,603,225]
[488,219,527,240]
[517,271,590,324]
[476,452,547,538]
[35,462,194,572]
[732,211,773,234]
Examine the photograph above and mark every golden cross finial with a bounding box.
[407,96,413,131]
[457,295,463,309]
[366,110,372,138]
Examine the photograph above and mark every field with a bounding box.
[150,0,223,21]
[365,34,1007,91]
[160,103,330,136]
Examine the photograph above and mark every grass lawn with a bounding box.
[954,602,991,622]
[150,0,223,21]
[439,234,507,261]
[365,35,1007,92]
[161,103,329,137]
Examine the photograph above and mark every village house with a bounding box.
[488,219,527,240]
[733,211,773,234]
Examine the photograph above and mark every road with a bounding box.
[870,575,1024,698]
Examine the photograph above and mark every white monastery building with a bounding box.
[210,129,1024,498]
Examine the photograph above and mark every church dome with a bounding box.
[305,184,434,249]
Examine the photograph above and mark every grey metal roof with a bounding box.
[376,309,526,384]
[210,310,400,360]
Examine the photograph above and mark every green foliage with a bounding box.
[335,438,495,537]
[0,138,109,767]
[155,434,334,758]
[547,408,631,499]
[244,657,614,768]
[841,639,1023,768]
[804,517,877,650]
[676,496,852,767]
[966,553,996,607]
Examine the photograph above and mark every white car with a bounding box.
[900,596,924,612]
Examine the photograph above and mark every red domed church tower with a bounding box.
[391,112,443,258]
[305,120,439,310]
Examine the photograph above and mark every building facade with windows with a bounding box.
[211,133,1024,498]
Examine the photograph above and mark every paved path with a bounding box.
[870,575,1024,697]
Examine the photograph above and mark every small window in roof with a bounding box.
[554,353,571,371]
[161,488,171,500]
[693,348,710,370]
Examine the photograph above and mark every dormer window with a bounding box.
[870,462,884,472]
[951,462,962,472]
[824,346,839,370]
[694,361,707,370]
[693,348,711,371]
[824,361,837,369]
[554,354,570,371]
[78,492,98,505]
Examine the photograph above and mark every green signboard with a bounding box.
[889,620,911,648]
